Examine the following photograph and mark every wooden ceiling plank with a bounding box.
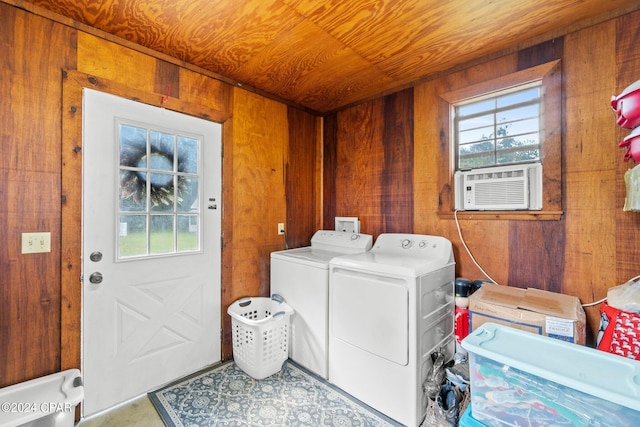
[233,18,393,111]
[11,0,640,112]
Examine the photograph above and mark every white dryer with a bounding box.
[270,230,373,379]
[329,233,455,427]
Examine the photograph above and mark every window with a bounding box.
[438,60,562,219]
[455,83,541,170]
[117,120,202,258]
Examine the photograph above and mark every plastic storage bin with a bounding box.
[461,323,640,427]
[227,294,294,379]
[0,369,83,427]
[460,406,488,427]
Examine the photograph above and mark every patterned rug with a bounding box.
[148,360,402,427]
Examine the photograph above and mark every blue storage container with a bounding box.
[460,406,488,426]
[461,323,640,427]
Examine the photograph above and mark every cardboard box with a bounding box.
[469,283,586,344]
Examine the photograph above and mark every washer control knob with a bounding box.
[419,240,427,248]
[402,239,413,249]
[351,234,360,240]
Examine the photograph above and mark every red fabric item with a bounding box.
[597,301,640,360]
[455,306,469,344]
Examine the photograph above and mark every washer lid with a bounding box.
[270,230,373,268]
[271,247,342,268]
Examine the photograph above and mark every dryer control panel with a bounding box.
[373,233,453,261]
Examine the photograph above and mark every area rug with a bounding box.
[148,360,402,427]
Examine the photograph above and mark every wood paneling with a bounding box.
[508,41,565,294]
[60,70,83,375]
[221,89,320,358]
[382,90,414,233]
[285,108,322,247]
[77,32,156,92]
[17,0,640,113]
[155,60,180,100]
[325,88,414,237]
[336,98,386,235]
[322,115,338,230]
[562,20,619,338]
[0,2,76,387]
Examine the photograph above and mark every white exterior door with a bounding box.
[82,89,222,416]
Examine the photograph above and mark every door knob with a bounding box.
[89,272,103,284]
[89,251,103,262]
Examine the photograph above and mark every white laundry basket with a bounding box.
[227,294,294,379]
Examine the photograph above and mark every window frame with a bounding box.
[438,60,563,220]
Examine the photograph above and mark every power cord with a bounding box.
[581,273,640,307]
[454,210,499,285]
[581,297,607,308]
[455,210,640,309]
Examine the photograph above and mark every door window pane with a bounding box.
[178,177,199,213]
[150,173,175,212]
[119,170,147,212]
[120,124,147,167]
[150,215,175,255]
[117,120,202,259]
[178,215,199,251]
[178,136,198,174]
[149,131,174,171]
[118,215,148,258]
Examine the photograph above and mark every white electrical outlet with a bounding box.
[22,232,51,254]
[278,223,285,235]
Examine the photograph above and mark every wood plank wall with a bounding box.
[1,2,321,387]
[0,4,76,387]
[323,89,414,234]
[325,12,640,344]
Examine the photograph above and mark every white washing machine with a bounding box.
[270,230,373,379]
[329,233,455,427]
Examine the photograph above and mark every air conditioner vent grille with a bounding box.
[475,181,526,205]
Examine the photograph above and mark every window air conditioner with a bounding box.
[454,163,542,211]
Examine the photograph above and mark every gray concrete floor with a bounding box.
[76,395,164,427]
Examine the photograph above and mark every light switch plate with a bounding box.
[22,232,51,254]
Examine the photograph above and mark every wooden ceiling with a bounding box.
[17,0,640,114]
